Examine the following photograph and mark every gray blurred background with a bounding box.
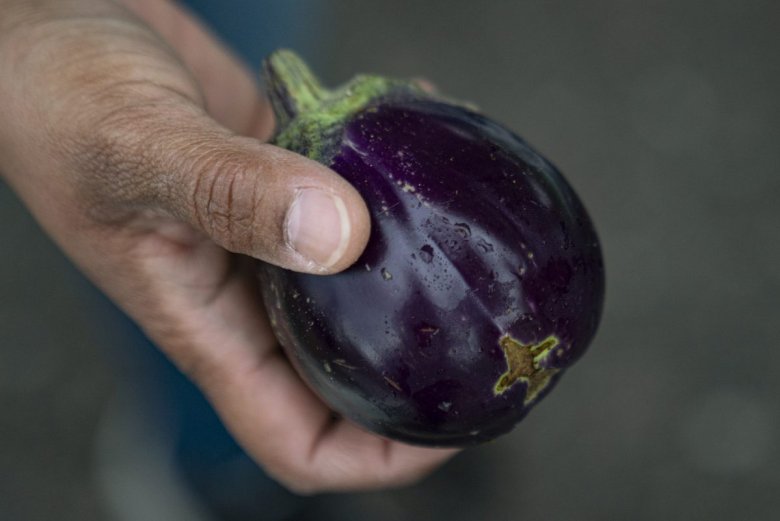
[2,0,779,519]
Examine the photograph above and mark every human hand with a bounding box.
[0,0,456,493]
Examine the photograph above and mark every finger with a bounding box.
[135,246,456,493]
[206,343,457,493]
[51,62,370,274]
[119,0,274,138]
[110,2,368,273]
[173,112,368,273]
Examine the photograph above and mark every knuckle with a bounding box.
[190,150,263,251]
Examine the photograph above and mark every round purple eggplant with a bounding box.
[257,50,604,446]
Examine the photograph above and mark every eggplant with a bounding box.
[257,50,604,446]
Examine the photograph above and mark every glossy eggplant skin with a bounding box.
[258,54,604,447]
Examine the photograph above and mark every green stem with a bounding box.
[263,49,330,126]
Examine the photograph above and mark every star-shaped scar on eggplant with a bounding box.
[494,334,561,404]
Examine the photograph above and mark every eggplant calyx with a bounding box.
[264,49,329,124]
[494,334,561,404]
[263,49,421,162]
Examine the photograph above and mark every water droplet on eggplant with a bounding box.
[419,244,434,263]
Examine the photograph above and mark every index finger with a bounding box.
[178,262,457,493]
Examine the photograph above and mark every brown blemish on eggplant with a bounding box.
[332,359,357,370]
[494,334,560,404]
[384,375,403,392]
[416,322,440,349]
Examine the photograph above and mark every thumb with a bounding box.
[165,116,370,273]
[88,101,371,274]
[0,1,369,274]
